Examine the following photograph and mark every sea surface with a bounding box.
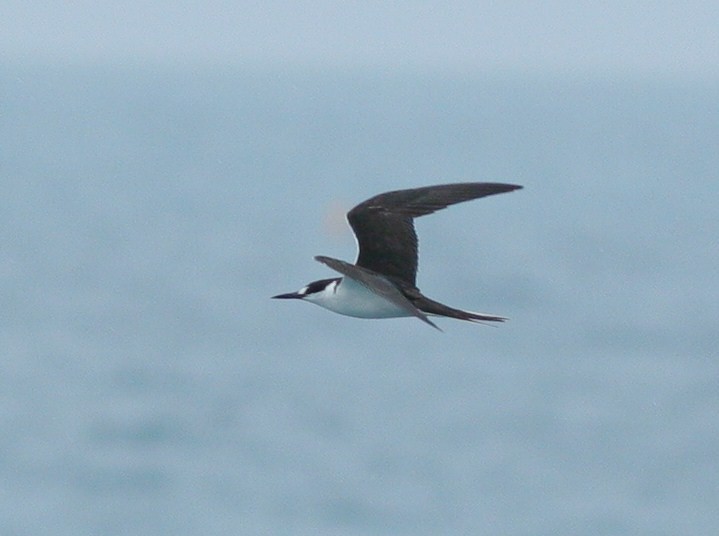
[1,65,718,535]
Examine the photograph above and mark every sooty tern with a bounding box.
[273,182,522,330]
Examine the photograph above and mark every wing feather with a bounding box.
[347,182,521,285]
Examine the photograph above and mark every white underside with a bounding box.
[304,277,411,319]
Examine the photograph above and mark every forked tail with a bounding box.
[416,297,507,324]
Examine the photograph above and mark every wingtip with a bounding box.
[425,317,443,332]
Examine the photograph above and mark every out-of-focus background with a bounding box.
[2,2,718,534]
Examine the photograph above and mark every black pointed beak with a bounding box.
[272,291,302,299]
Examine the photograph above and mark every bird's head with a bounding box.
[272,278,339,303]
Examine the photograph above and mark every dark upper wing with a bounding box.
[314,255,441,330]
[347,182,522,285]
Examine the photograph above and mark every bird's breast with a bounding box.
[314,277,411,319]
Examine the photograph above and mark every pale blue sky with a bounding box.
[3,1,718,76]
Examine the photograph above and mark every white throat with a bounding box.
[304,278,410,319]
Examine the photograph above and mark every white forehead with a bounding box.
[301,279,338,302]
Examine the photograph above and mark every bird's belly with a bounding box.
[321,278,410,319]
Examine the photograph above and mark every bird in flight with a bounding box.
[273,182,522,330]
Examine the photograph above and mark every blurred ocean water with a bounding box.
[1,65,718,535]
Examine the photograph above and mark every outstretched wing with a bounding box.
[314,255,441,330]
[347,182,522,286]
